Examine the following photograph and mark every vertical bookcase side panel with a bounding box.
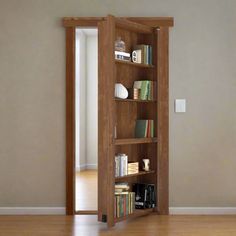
[98,16,116,227]
[98,20,108,222]
[157,27,169,215]
[106,15,116,227]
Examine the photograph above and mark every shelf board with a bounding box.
[114,138,157,145]
[115,208,154,223]
[115,98,157,102]
[115,170,155,180]
[115,59,154,68]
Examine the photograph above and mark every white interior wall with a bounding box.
[76,30,98,170]
[86,35,98,169]
[76,29,87,170]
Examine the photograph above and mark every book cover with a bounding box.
[135,120,147,138]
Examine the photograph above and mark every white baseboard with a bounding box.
[85,164,97,170]
[169,207,236,215]
[0,207,66,215]
[76,164,86,171]
[76,164,97,171]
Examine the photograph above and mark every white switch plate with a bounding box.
[175,99,186,113]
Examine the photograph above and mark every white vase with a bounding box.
[115,83,128,99]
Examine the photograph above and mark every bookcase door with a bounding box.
[97,15,170,227]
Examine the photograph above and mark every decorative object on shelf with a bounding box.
[115,37,126,52]
[114,125,117,139]
[132,50,142,63]
[115,51,131,61]
[133,183,156,209]
[133,44,153,65]
[115,83,128,99]
[128,162,139,175]
[142,159,150,171]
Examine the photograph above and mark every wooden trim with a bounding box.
[115,17,153,33]
[66,27,76,215]
[123,17,174,27]
[157,27,169,215]
[63,17,174,28]
[75,210,98,215]
[63,17,105,27]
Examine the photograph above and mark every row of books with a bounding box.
[115,153,128,177]
[115,183,135,218]
[133,44,152,65]
[114,192,135,218]
[133,80,156,100]
[135,120,154,138]
[115,154,140,177]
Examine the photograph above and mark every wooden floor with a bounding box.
[1,215,236,236]
[76,170,97,211]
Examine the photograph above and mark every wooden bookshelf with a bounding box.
[115,208,154,223]
[115,59,154,68]
[114,138,157,145]
[97,15,173,227]
[115,170,155,180]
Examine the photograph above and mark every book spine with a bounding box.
[115,155,119,177]
[126,194,129,215]
[147,81,151,100]
[150,46,153,65]
[124,155,128,176]
[114,196,116,218]
[145,45,148,64]
[151,120,154,137]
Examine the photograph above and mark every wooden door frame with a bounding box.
[63,16,173,215]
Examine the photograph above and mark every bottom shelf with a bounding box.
[115,208,154,223]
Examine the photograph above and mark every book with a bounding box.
[135,120,148,138]
[135,120,154,138]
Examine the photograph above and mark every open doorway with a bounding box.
[75,27,98,213]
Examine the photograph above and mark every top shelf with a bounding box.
[115,59,154,68]
[115,18,153,34]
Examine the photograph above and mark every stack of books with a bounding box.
[132,45,152,65]
[115,153,128,177]
[135,120,154,138]
[115,182,130,193]
[133,80,156,100]
[128,162,139,175]
[115,183,135,218]
[115,51,131,61]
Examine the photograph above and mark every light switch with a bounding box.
[175,99,186,113]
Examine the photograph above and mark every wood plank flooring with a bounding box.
[0,215,236,236]
[76,170,97,211]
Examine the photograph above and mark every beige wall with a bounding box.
[0,0,235,207]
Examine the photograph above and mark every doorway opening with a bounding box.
[75,27,98,213]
